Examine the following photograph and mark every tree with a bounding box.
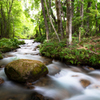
[44,0,60,42]
[66,0,72,45]
[41,0,49,41]
[55,0,64,39]
[79,0,84,42]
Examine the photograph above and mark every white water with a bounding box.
[0,39,100,100]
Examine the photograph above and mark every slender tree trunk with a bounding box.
[44,0,60,42]
[99,25,100,33]
[79,0,84,42]
[61,2,65,22]
[41,0,49,41]
[12,15,15,38]
[86,2,92,34]
[66,0,72,45]
[55,0,64,39]
[0,18,3,38]
[6,0,14,38]
[95,3,98,33]
[72,0,74,34]
[49,0,57,24]
[77,0,80,16]
[35,30,38,38]
[0,4,6,37]
[39,25,42,36]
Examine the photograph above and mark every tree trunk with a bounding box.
[49,0,57,24]
[0,18,3,38]
[66,0,72,45]
[72,0,74,34]
[55,0,64,39]
[44,0,60,42]
[99,25,100,33]
[86,1,92,34]
[39,25,42,36]
[61,3,65,22]
[0,4,6,37]
[41,0,49,41]
[79,0,84,42]
[95,3,98,33]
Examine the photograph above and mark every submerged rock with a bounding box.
[0,65,5,68]
[80,79,91,88]
[5,59,48,83]
[31,92,54,100]
[87,84,100,89]
[0,78,4,85]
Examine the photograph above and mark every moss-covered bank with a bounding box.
[0,38,25,59]
[39,37,100,69]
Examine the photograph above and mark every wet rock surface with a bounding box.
[0,64,5,68]
[80,79,91,88]
[5,59,48,83]
[31,92,54,100]
[0,78,4,85]
[70,67,82,72]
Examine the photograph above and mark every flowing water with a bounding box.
[0,39,100,100]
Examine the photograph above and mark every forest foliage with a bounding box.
[0,0,100,67]
[0,0,34,39]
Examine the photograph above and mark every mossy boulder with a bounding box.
[0,54,3,59]
[5,59,48,83]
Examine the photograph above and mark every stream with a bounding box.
[0,39,100,100]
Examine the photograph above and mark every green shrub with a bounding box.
[0,38,24,53]
[34,34,46,43]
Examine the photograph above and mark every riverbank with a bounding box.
[39,36,100,69]
[0,38,25,59]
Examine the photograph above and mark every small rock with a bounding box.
[83,66,95,71]
[89,84,100,89]
[27,45,30,47]
[88,67,95,71]
[25,82,35,89]
[43,60,52,65]
[71,75,79,77]
[4,55,14,58]
[47,64,60,75]
[13,50,17,52]
[0,78,4,85]
[0,65,5,68]
[31,92,54,100]
[33,47,37,51]
[93,85,100,89]
[80,79,91,88]
[70,67,82,72]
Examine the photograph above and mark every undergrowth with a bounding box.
[39,36,100,68]
[0,38,25,59]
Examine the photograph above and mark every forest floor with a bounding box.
[77,36,100,55]
[39,36,100,69]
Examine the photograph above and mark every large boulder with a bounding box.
[5,59,48,83]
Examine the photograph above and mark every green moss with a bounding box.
[0,54,3,59]
[5,59,48,82]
